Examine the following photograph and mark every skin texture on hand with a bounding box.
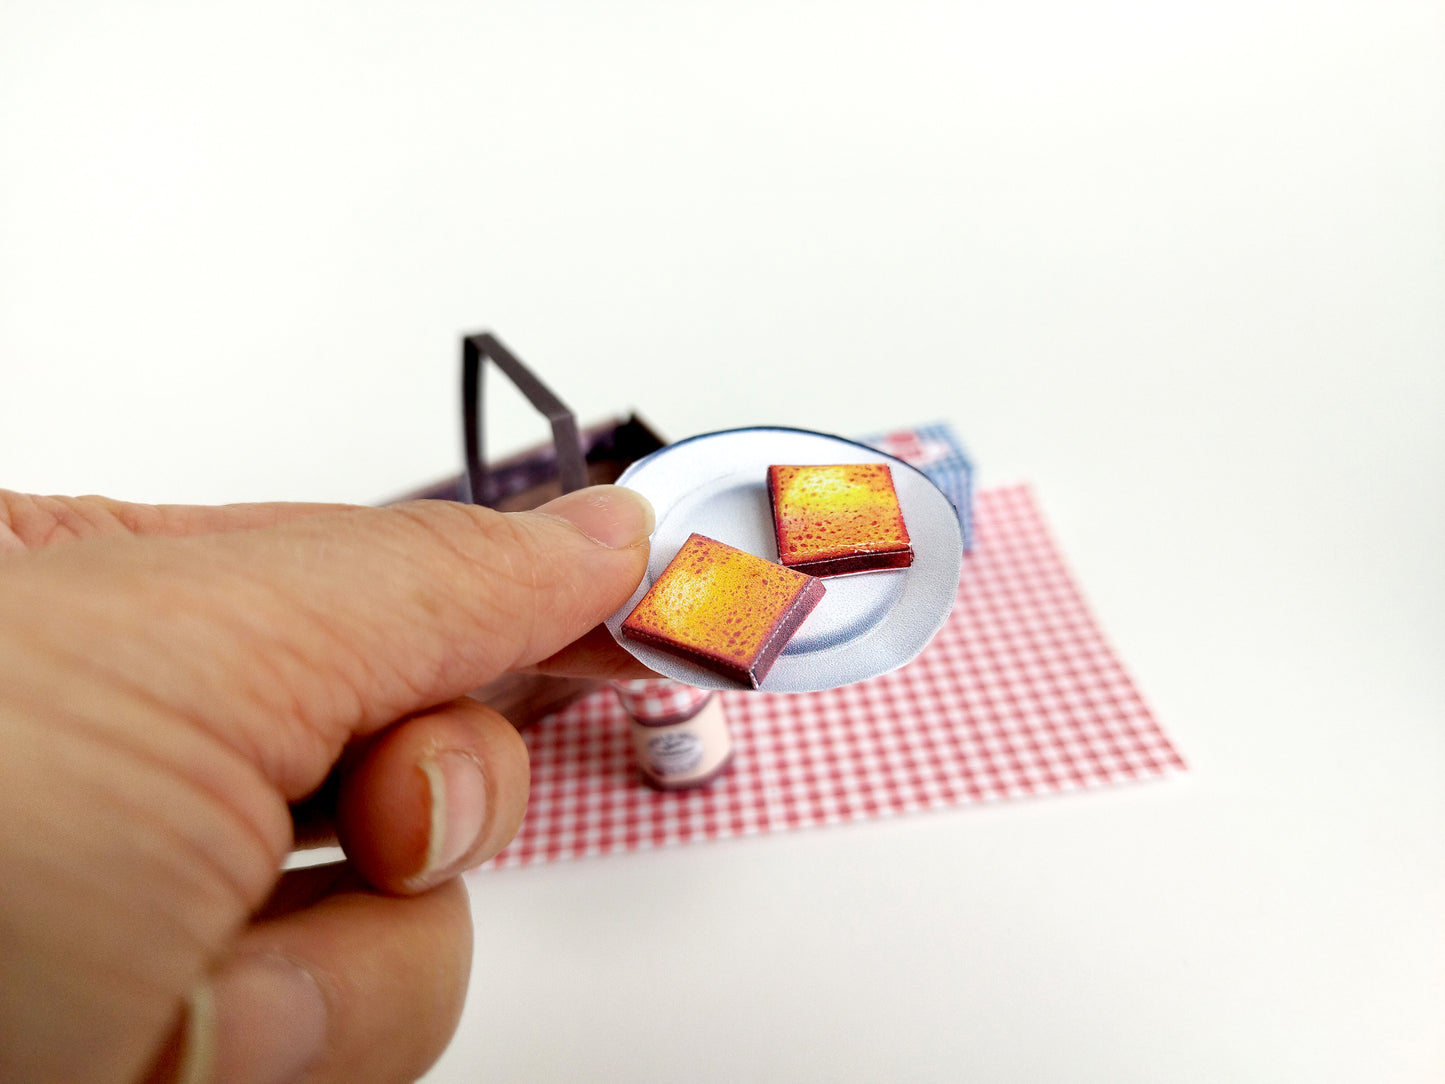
[0,485,654,1083]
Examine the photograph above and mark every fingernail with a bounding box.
[413,750,489,888]
[203,956,328,1084]
[536,485,654,548]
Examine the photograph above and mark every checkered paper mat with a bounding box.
[482,485,1185,870]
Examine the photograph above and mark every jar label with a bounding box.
[645,731,705,775]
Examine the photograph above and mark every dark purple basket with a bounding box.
[392,332,666,511]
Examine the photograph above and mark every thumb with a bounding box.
[0,484,654,804]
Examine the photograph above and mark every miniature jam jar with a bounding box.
[611,678,734,790]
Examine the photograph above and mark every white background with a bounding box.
[3,2,1442,1081]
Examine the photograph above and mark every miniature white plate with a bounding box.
[605,427,963,693]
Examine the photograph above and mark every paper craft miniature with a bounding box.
[767,463,914,576]
[620,532,827,688]
[612,679,734,790]
[607,427,964,692]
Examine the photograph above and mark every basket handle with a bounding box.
[461,332,587,506]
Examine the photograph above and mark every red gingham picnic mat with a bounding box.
[483,485,1185,869]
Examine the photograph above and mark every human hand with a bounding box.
[0,485,653,1083]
